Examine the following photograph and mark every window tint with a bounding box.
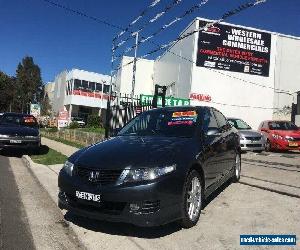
[213,110,227,128]
[202,109,218,133]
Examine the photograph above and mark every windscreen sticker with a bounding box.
[172,111,197,118]
[168,120,194,126]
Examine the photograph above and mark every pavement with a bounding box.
[16,137,300,250]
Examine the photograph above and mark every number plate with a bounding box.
[288,142,298,147]
[10,140,22,144]
[75,191,101,203]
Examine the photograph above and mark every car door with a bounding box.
[212,109,234,177]
[201,108,226,188]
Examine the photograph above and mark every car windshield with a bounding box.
[228,119,251,130]
[269,121,298,130]
[0,114,38,128]
[118,109,198,138]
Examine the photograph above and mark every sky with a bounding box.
[0,0,299,83]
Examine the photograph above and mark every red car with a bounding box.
[258,120,300,151]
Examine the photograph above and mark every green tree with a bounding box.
[40,92,52,116]
[0,71,16,112]
[16,56,43,113]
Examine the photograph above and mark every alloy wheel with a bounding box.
[186,176,202,221]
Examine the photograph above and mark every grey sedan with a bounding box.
[228,118,265,153]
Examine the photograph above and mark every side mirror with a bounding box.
[206,128,221,136]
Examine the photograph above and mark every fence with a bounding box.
[41,129,105,147]
[106,94,153,137]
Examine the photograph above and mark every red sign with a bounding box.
[58,110,69,120]
[189,93,212,102]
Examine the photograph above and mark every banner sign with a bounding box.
[196,20,272,77]
[30,104,41,118]
[140,95,190,107]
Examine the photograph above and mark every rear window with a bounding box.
[0,114,38,128]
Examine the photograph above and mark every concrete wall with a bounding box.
[115,56,154,96]
[154,20,197,98]
[273,35,300,120]
[52,71,67,115]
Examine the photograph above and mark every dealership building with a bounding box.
[51,69,111,120]
[115,18,300,129]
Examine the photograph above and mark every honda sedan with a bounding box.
[58,106,241,228]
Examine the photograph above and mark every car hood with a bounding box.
[271,130,300,138]
[71,135,195,170]
[238,129,262,137]
[0,125,39,136]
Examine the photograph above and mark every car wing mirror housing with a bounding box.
[206,128,221,136]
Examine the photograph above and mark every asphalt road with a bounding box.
[0,151,84,250]
[0,154,35,250]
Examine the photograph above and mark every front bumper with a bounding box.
[271,139,300,151]
[58,170,183,227]
[0,137,40,149]
[240,138,265,151]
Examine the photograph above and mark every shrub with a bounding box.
[48,127,58,132]
[87,115,103,128]
[69,121,79,129]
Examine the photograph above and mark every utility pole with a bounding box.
[131,31,139,102]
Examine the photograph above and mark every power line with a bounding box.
[41,0,123,30]
[113,0,163,41]
[113,0,210,57]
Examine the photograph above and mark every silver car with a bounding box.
[228,118,265,152]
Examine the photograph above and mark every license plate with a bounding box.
[75,191,101,203]
[288,142,298,147]
[10,140,22,144]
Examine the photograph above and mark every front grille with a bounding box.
[76,167,122,185]
[140,200,160,214]
[245,136,261,141]
[246,144,262,148]
[289,137,300,142]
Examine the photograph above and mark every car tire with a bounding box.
[265,139,272,152]
[232,153,241,183]
[180,170,203,228]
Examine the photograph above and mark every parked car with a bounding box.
[227,117,265,153]
[0,113,41,152]
[71,117,86,127]
[258,120,300,151]
[58,106,241,228]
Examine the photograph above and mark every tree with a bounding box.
[16,56,43,113]
[40,92,52,116]
[0,71,16,112]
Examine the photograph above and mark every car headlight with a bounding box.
[271,134,283,140]
[118,165,176,184]
[63,161,74,176]
[0,134,9,138]
[285,136,294,141]
[25,135,39,138]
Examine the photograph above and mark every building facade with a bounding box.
[115,18,300,129]
[52,69,110,121]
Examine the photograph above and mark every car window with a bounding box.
[118,109,198,138]
[1,114,38,128]
[202,109,218,133]
[213,110,227,129]
[268,121,298,130]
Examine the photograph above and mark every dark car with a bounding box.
[58,106,241,228]
[0,113,41,152]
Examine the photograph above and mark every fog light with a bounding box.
[129,203,140,212]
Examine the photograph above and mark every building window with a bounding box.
[103,85,110,93]
[89,82,96,91]
[74,79,81,90]
[82,80,89,90]
[96,83,102,92]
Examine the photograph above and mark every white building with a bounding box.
[115,18,300,129]
[52,69,111,120]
